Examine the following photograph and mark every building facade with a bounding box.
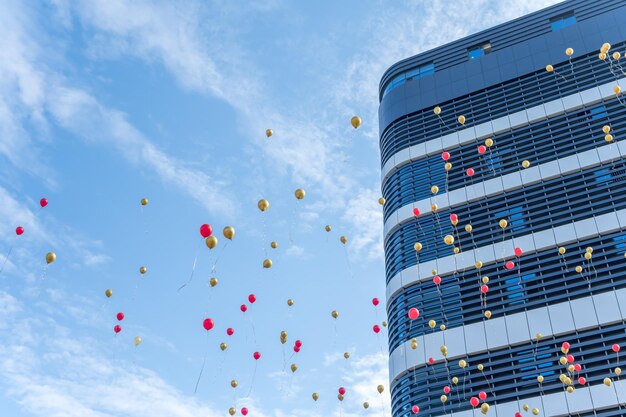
[380,1,626,416]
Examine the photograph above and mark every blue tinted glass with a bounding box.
[551,15,577,31]
[382,63,435,98]
[420,63,435,76]
[590,105,608,119]
[468,48,485,59]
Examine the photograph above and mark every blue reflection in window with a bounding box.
[382,63,435,97]
[589,105,608,120]
[551,15,577,31]
[468,43,491,60]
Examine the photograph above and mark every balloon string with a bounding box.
[246,361,258,397]
[211,241,229,273]
[0,244,15,277]
[194,343,209,394]
[178,238,203,293]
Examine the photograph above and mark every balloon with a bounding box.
[466,168,475,177]
[290,363,298,372]
[479,391,487,401]
[450,213,458,223]
[220,342,227,351]
[431,185,439,194]
[408,307,419,320]
[338,394,344,401]
[293,346,300,353]
[295,340,302,348]
[338,387,346,395]
[433,275,441,285]
[105,289,113,298]
[612,343,621,352]
[578,376,586,385]
[45,252,56,264]
[372,298,379,306]
[477,145,486,154]
[485,138,494,147]
[15,226,24,235]
[287,299,294,306]
[412,405,420,414]
[599,53,607,60]
[602,43,612,53]
[428,357,434,364]
[445,162,452,171]
[295,189,306,200]
[253,352,260,360]
[363,402,369,409]
[114,325,122,334]
[515,413,522,417]
[574,363,581,372]
[325,225,331,232]
[546,64,554,72]
[227,328,234,336]
[441,151,450,161]
[312,393,319,401]
[465,224,473,232]
[413,208,420,217]
[505,261,515,270]
[266,129,273,138]
[604,377,612,386]
[116,312,125,321]
[205,236,218,249]
[240,304,248,313]
[241,408,249,416]
[377,384,384,394]
[457,115,466,125]
[200,224,213,238]
[248,294,257,304]
[444,235,454,245]
[344,352,350,359]
[351,116,362,129]
[134,336,142,346]
[223,226,235,240]
[562,342,570,351]
[210,277,218,287]
[477,363,484,371]
[614,86,621,95]
[263,259,272,268]
[458,359,467,368]
[616,367,622,376]
[40,198,49,207]
[470,397,479,407]
[203,318,214,331]
[229,408,236,416]
[603,125,611,134]
[514,247,523,256]
[229,380,238,388]
[558,247,566,255]
[340,235,347,244]
[481,285,489,294]
[258,199,270,212]
[373,324,381,333]
[499,219,508,228]
[485,310,492,319]
[433,106,441,115]
[605,134,614,142]
[140,198,148,206]
[331,310,339,319]
[414,242,423,251]
[271,241,278,249]
[378,197,386,206]
[428,320,436,329]
[567,354,574,363]
[522,160,530,168]
[481,403,490,415]
[443,386,450,394]
[139,266,147,274]
[565,47,574,56]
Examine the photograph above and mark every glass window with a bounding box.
[382,63,435,98]
[551,14,577,31]
[468,43,492,60]
[589,105,608,120]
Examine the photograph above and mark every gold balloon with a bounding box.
[45,252,56,265]
[546,64,554,72]
[558,247,566,255]
[231,380,238,388]
[265,129,273,138]
[431,203,438,212]
[605,134,614,142]
[614,85,621,95]
[414,242,423,251]
[482,276,489,284]
[584,252,592,260]
[485,310,492,319]
[453,247,460,254]
[340,235,347,244]
[599,53,607,60]
[532,408,539,416]
[445,162,452,171]
[312,392,319,401]
[295,188,306,200]
[523,404,529,412]
[271,241,278,249]
[382,321,387,327]
[287,299,294,306]
[344,352,350,359]
[575,265,582,273]
[429,320,436,329]
[410,341,418,350]
[440,345,448,356]
[105,289,113,298]
[440,324,446,331]
[457,115,466,125]
[331,310,339,319]
[616,367,622,376]
[139,266,147,274]
[604,377,612,386]
[441,395,448,403]
[377,384,384,394]
[485,138,494,147]
[477,364,484,371]
[522,160,530,169]
[603,125,611,134]
[229,407,236,416]
[602,43,612,53]
[566,386,574,393]
[378,197,386,206]
[481,403,489,414]
[291,363,298,373]
[338,394,344,401]
[586,246,593,253]
[536,333,542,340]
[434,106,442,115]
[140,198,149,206]
[499,219,508,228]
[263,259,273,268]
[475,261,483,269]
[351,116,362,129]
[205,236,218,249]
[210,277,218,287]
[431,268,437,275]
[614,52,622,60]
[459,359,467,368]
[431,185,439,194]
[223,226,235,240]
[325,225,331,232]
[258,199,270,212]
[565,47,574,56]
[363,402,370,409]
[444,235,454,245]
[537,375,544,383]
[133,336,142,346]
[220,342,228,351]
[465,224,473,233]
[452,376,459,384]
[559,357,568,365]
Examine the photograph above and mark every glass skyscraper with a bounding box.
[380,1,626,416]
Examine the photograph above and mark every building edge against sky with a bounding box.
[379,1,626,417]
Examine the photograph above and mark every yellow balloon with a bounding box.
[440,324,446,331]
[565,47,574,56]
[378,197,386,206]
[532,409,539,416]
[584,252,592,260]
[536,333,542,340]
[431,185,439,194]
[444,235,454,245]
[258,199,270,212]
[295,188,306,200]
[363,402,370,409]
[344,352,350,359]
[605,134,614,142]
[265,129,273,138]
[603,125,611,134]
[575,265,582,273]
[523,404,529,412]
[205,236,218,249]
[452,376,459,384]
[485,138,494,147]
[382,320,387,327]
[453,247,460,254]
[444,162,452,171]
[139,266,147,275]
[290,363,298,373]
[325,225,332,232]
[338,394,344,401]
[614,85,621,95]
[340,235,347,244]
[485,310,492,319]
[414,242,423,252]
[604,377,612,386]
[433,106,442,115]
[499,219,508,229]
[566,386,574,393]
[223,226,235,240]
[482,276,489,284]
[459,359,467,368]
[465,224,473,233]
[441,395,448,403]
[351,116,362,129]
[431,203,438,212]
[440,345,448,356]
[220,342,227,351]
[457,115,466,125]
[615,367,622,376]
[601,42,611,53]
[377,384,384,394]
[140,198,149,206]
[477,364,484,371]
[312,392,319,401]
[599,53,607,60]
[229,407,236,416]
[613,51,621,60]
[475,261,483,269]
[331,310,339,319]
[522,160,530,169]
[287,299,294,306]
[210,277,218,287]
[263,259,273,268]
[481,403,490,414]
[45,252,56,265]
[546,64,554,72]
[586,247,593,253]
[105,289,113,298]
[231,380,238,388]
[429,320,436,329]
[271,241,278,249]
[558,247,566,255]
[133,336,142,346]
[537,375,544,383]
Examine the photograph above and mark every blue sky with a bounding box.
[0,1,560,416]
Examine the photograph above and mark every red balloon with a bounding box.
[411,405,419,414]
[562,342,570,350]
[450,213,458,223]
[505,261,515,270]
[408,307,419,320]
[466,168,475,177]
[40,198,48,208]
[477,145,486,155]
[372,298,380,306]
[114,325,122,334]
[199,224,213,238]
[294,345,300,353]
[338,387,346,395]
[295,340,303,348]
[373,324,381,333]
[413,208,420,217]
[574,363,582,372]
[578,377,586,385]
[253,351,261,360]
[433,275,442,285]
[241,408,248,416]
[515,413,522,417]
[612,343,621,353]
[480,284,489,294]
[248,294,257,304]
[15,226,24,236]
[441,151,451,161]
[478,391,487,401]
[470,397,479,408]
[443,386,450,394]
[567,354,574,363]
[203,318,214,331]
[514,247,523,257]
[227,327,234,336]
[240,304,248,313]
[428,357,435,364]
[116,312,124,321]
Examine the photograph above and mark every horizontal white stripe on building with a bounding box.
[381,77,626,184]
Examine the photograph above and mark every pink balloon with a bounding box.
[567,354,574,363]
[470,397,479,408]
[372,298,380,306]
[515,413,522,417]
[338,387,346,395]
[478,391,487,401]
[612,343,621,353]
[199,224,213,238]
[466,168,475,177]
[114,325,122,334]
[411,405,419,414]
[578,377,586,385]
[408,307,419,320]
[294,345,300,353]
[480,284,489,294]
[227,327,234,336]
[574,363,582,372]
[15,226,24,236]
[477,145,486,155]
[248,294,257,304]
[443,386,450,394]
[428,357,434,364]
[505,261,515,270]
[514,247,523,257]
[433,275,442,286]
[295,340,303,348]
[441,151,450,161]
[253,351,261,360]
[241,408,248,416]
[413,208,420,217]
[40,198,48,208]
[240,304,248,313]
[373,324,381,333]
[449,213,458,223]
[116,312,124,321]
[203,318,214,331]
[562,342,570,350]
